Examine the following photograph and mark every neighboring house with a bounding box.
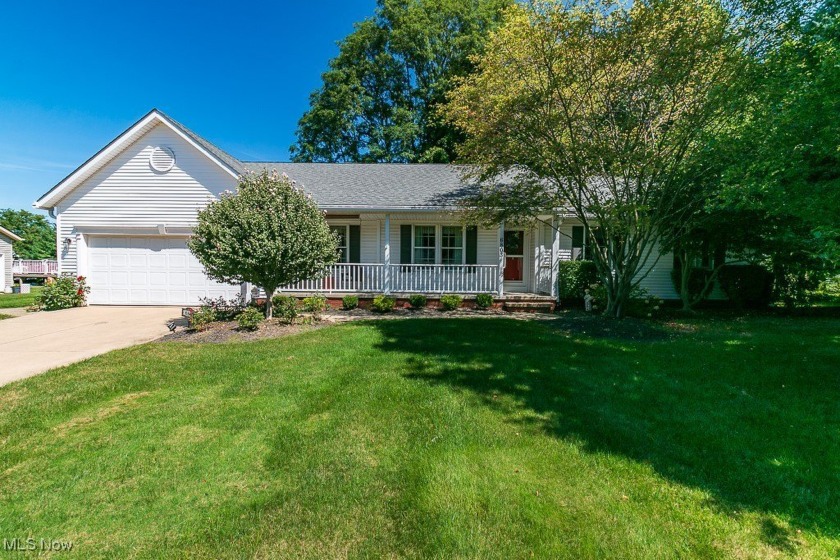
[33,109,680,306]
[0,226,24,293]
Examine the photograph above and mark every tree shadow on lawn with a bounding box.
[371,317,840,542]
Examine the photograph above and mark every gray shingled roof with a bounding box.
[241,163,477,209]
[162,112,481,209]
[161,112,245,176]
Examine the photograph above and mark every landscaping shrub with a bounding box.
[625,287,665,319]
[236,307,264,330]
[718,264,774,308]
[36,275,89,311]
[475,293,494,309]
[342,295,359,310]
[440,294,463,311]
[408,294,427,309]
[302,294,328,314]
[272,294,299,323]
[198,295,245,321]
[188,307,217,331]
[558,261,598,302]
[371,295,395,313]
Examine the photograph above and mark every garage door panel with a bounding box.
[110,254,129,268]
[169,272,187,286]
[87,237,241,305]
[169,253,187,267]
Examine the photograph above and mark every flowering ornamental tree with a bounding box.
[188,170,338,318]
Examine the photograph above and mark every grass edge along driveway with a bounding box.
[0,316,837,559]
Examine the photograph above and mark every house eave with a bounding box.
[0,225,24,242]
[33,109,241,210]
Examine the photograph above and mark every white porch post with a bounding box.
[383,214,391,294]
[550,216,560,299]
[497,221,505,297]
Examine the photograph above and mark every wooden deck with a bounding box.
[12,260,58,279]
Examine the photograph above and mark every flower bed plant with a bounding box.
[342,295,359,310]
[408,294,427,309]
[439,294,463,311]
[36,275,89,311]
[475,293,494,309]
[371,295,395,313]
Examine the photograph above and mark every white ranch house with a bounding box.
[34,109,679,307]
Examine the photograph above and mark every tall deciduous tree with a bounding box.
[717,0,840,305]
[0,209,55,259]
[444,0,795,318]
[188,171,338,318]
[291,0,512,163]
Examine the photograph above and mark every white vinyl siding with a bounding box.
[360,221,380,262]
[555,218,689,300]
[54,123,238,276]
[0,235,13,291]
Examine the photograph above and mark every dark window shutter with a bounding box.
[400,224,412,264]
[349,225,361,263]
[465,226,478,265]
[572,226,584,248]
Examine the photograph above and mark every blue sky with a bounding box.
[0,0,377,214]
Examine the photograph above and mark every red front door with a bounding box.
[504,230,525,282]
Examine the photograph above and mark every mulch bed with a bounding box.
[161,307,687,344]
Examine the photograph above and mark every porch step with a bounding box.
[502,300,556,313]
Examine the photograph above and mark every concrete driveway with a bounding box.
[0,306,181,386]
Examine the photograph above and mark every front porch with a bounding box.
[273,212,566,300]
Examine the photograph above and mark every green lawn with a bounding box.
[0,315,837,558]
[0,285,41,308]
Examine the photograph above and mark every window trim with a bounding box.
[410,225,467,265]
[330,224,349,263]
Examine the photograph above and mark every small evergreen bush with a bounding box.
[440,294,463,311]
[236,306,264,330]
[342,295,359,310]
[475,293,494,309]
[371,295,396,313]
[408,294,427,309]
[189,307,217,331]
[302,294,328,313]
[272,294,299,323]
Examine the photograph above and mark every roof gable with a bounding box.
[34,109,242,209]
[0,225,23,243]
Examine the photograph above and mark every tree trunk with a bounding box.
[679,254,694,312]
[264,287,275,319]
[604,277,631,319]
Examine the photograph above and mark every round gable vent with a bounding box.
[150,146,176,172]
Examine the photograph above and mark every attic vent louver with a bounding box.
[150,146,175,173]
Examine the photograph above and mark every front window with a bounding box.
[413,225,436,264]
[441,226,463,265]
[330,225,348,262]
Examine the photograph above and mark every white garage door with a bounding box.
[88,237,241,305]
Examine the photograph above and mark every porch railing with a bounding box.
[12,259,58,276]
[280,263,385,293]
[277,263,499,294]
[389,264,499,294]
